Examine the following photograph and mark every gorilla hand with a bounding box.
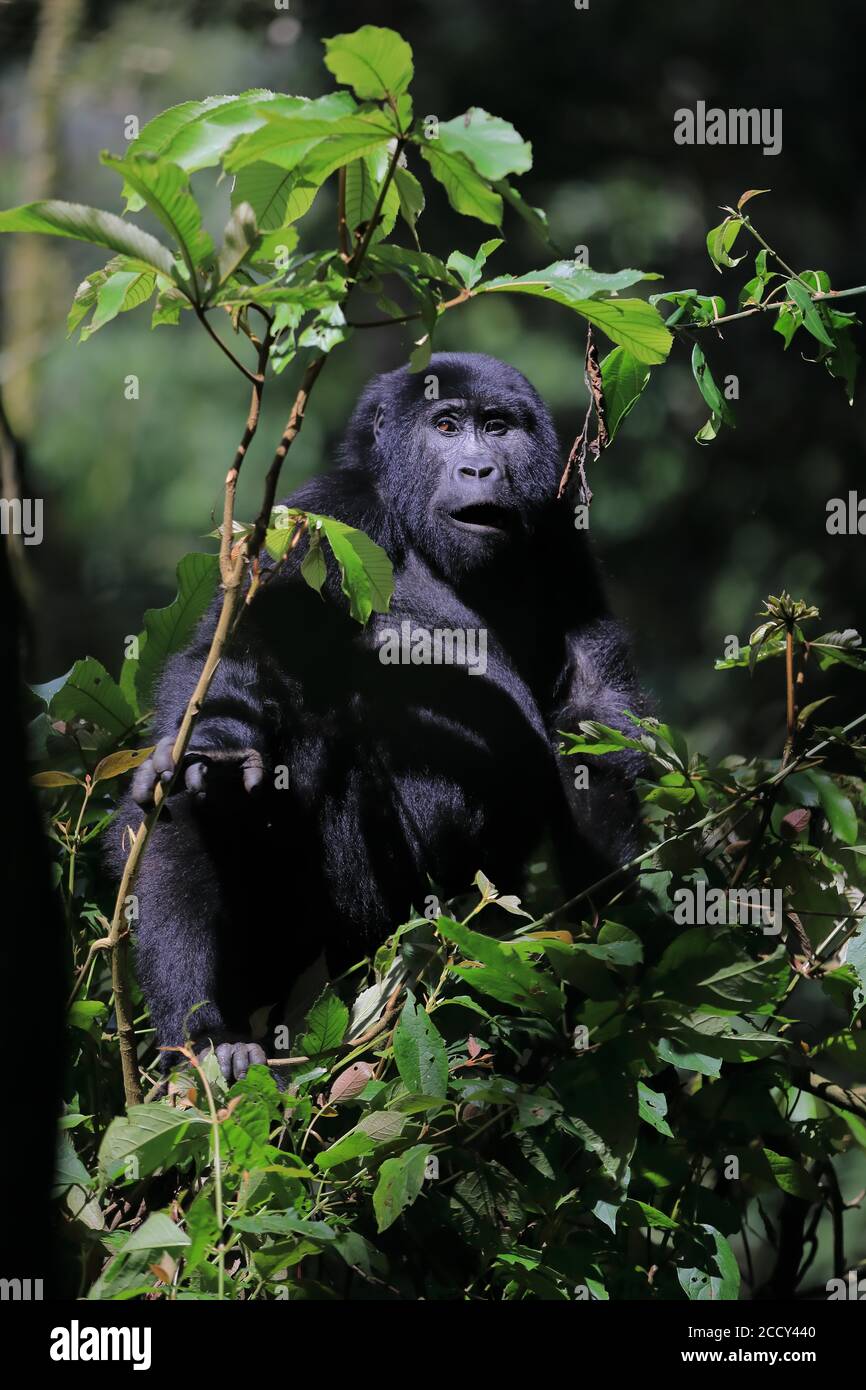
[131,734,266,807]
[204,1038,269,1084]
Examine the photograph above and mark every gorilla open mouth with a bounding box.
[447,503,515,533]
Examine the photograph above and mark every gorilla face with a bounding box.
[341,353,563,579]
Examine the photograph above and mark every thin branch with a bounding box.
[679,283,866,332]
[529,709,866,929]
[195,307,261,386]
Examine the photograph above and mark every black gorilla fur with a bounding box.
[111,353,643,1080]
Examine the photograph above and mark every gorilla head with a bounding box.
[339,353,562,577]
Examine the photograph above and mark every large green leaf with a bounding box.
[123,91,345,196]
[600,346,652,441]
[392,996,449,1098]
[124,1211,191,1252]
[225,110,395,179]
[231,164,318,231]
[101,154,214,273]
[217,202,259,284]
[300,988,350,1056]
[311,515,394,624]
[0,200,175,277]
[437,108,532,180]
[323,25,414,102]
[436,916,563,1019]
[50,657,136,738]
[99,1104,211,1183]
[373,1144,432,1233]
[133,552,220,710]
[478,265,671,363]
[420,144,502,226]
[344,148,400,243]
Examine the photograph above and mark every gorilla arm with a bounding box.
[551,616,644,875]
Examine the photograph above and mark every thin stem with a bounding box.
[345,311,422,329]
[186,1045,225,1300]
[740,217,814,290]
[785,629,796,744]
[678,283,866,332]
[337,164,350,262]
[195,307,261,386]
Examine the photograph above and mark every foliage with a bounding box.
[6,23,866,1300]
[37,592,866,1299]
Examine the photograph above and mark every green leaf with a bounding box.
[446,238,502,290]
[706,216,744,272]
[478,266,671,363]
[101,153,214,273]
[69,262,157,341]
[124,1211,191,1252]
[762,1149,822,1200]
[49,658,136,737]
[125,91,342,188]
[232,161,318,233]
[226,110,396,183]
[803,770,858,845]
[98,1104,211,1183]
[372,1144,432,1233]
[323,25,414,102]
[678,1226,740,1300]
[299,530,327,594]
[420,144,502,226]
[786,279,835,349]
[570,295,674,363]
[312,515,394,624]
[300,988,349,1056]
[437,109,532,180]
[637,1082,674,1137]
[134,552,220,710]
[392,995,449,1098]
[600,346,651,443]
[394,164,425,234]
[691,340,735,442]
[217,202,259,284]
[0,200,175,277]
[436,916,563,1019]
[344,148,400,243]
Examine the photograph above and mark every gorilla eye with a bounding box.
[483,417,508,435]
[435,415,459,434]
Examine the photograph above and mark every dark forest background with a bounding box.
[1,0,864,757]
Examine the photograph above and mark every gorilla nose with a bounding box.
[456,459,503,482]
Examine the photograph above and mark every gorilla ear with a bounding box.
[372,402,386,444]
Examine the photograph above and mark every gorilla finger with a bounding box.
[215,1043,235,1082]
[184,760,208,798]
[232,1044,252,1080]
[130,758,157,808]
[247,1043,267,1071]
[241,751,265,793]
[151,735,176,778]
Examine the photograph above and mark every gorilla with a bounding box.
[113,353,643,1081]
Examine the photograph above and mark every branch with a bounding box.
[529,708,866,930]
[678,283,866,333]
[105,143,412,1105]
[195,307,262,386]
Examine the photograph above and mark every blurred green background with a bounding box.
[1,0,864,758]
